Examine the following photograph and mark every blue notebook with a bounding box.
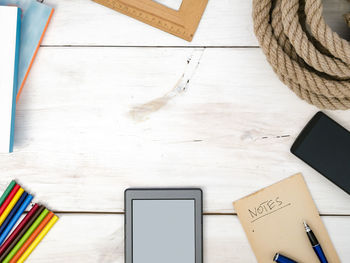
[0,0,54,101]
[0,6,21,153]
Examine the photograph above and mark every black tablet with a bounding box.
[125,188,203,263]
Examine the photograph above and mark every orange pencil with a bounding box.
[9,211,54,263]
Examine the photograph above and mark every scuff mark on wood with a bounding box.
[241,131,291,142]
[129,49,205,122]
[260,135,290,140]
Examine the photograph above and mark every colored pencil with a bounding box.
[0,180,16,207]
[0,188,24,227]
[0,205,43,262]
[0,204,39,256]
[0,194,33,245]
[0,184,20,216]
[10,211,54,262]
[0,192,27,237]
[17,215,58,263]
[2,208,49,263]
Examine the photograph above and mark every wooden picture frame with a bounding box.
[93,0,208,41]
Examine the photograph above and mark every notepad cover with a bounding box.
[0,0,54,101]
[0,6,21,153]
[233,174,340,263]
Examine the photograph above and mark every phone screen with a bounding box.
[291,112,350,194]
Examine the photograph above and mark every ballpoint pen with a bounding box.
[303,221,328,263]
[273,253,298,263]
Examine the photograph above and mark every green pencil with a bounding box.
[2,208,49,263]
[0,180,16,207]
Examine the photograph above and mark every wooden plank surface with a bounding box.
[43,0,258,46]
[25,214,350,262]
[42,0,350,46]
[1,47,349,214]
[2,0,349,261]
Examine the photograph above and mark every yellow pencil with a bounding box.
[0,188,24,227]
[17,215,58,263]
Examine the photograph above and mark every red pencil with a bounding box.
[0,184,20,216]
[0,204,39,255]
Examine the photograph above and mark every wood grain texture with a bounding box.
[1,47,349,213]
[2,1,349,261]
[24,214,350,262]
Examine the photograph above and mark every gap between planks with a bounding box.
[40,45,260,48]
[44,212,350,216]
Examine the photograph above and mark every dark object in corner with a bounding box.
[344,13,350,27]
[291,111,350,195]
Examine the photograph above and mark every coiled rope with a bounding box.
[253,0,350,109]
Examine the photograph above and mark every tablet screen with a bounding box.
[132,199,195,263]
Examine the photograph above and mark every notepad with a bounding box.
[0,6,21,153]
[233,174,340,263]
[0,0,54,101]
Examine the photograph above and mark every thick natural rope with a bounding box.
[305,0,350,64]
[253,0,350,110]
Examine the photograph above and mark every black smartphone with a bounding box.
[291,112,350,195]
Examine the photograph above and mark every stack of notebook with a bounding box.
[0,0,54,153]
[0,180,58,262]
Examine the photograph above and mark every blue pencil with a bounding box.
[0,193,32,246]
[0,192,27,237]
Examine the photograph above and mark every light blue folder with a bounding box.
[0,0,53,98]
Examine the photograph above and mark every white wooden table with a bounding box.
[1,0,350,262]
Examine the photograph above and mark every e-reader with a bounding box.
[125,188,203,263]
[291,111,350,195]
